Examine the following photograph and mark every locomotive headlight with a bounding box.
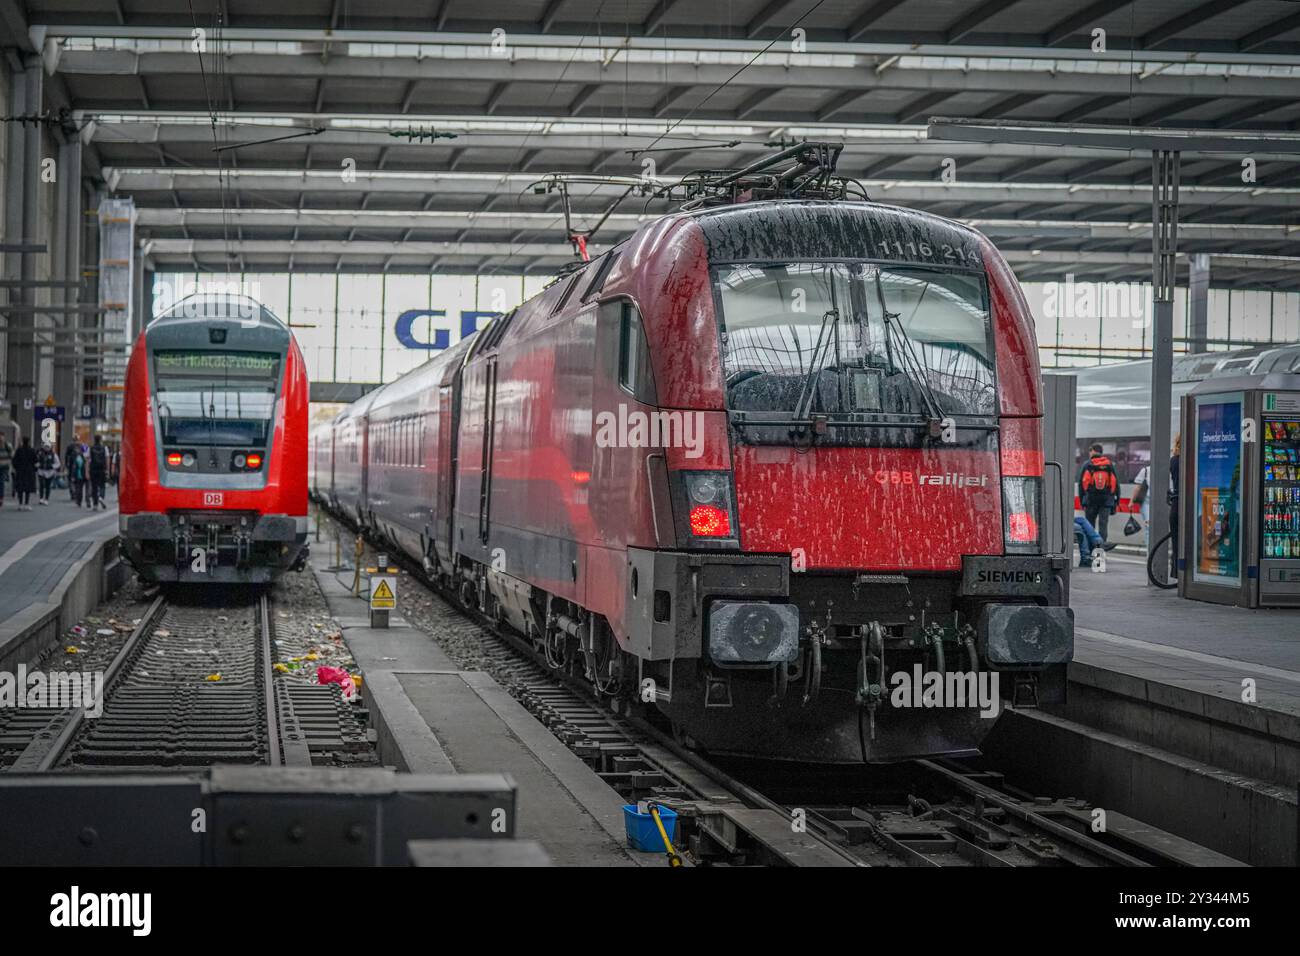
[233,453,247,469]
[246,453,262,469]
[1002,476,1042,555]
[681,472,737,540]
[182,453,195,467]
[167,451,182,467]
[686,472,726,505]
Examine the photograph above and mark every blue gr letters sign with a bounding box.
[395,310,501,350]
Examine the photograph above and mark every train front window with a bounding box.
[153,351,280,447]
[714,262,996,421]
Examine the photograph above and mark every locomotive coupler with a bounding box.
[207,524,221,569]
[801,619,826,707]
[856,621,887,740]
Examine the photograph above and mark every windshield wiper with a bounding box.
[871,269,947,436]
[793,307,839,423]
[205,390,219,467]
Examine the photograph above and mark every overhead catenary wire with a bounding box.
[639,0,830,155]
[186,0,232,263]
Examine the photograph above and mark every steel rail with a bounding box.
[9,595,168,773]
[259,594,283,767]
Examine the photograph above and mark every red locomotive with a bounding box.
[315,148,1073,762]
[120,294,309,583]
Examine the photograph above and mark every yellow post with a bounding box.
[352,534,364,595]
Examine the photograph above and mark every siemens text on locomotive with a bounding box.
[120,294,309,583]
[312,192,1074,763]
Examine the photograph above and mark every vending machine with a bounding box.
[1180,377,1300,608]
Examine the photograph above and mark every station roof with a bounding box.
[7,0,1300,288]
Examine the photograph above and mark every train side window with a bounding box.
[617,302,656,405]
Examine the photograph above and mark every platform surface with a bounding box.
[0,498,118,619]
[1069,553,1300,718]
[311,552,644,866]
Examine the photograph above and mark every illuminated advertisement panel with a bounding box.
[1194,393,1243,587]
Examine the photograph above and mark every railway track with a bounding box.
[1,593,363,772]
[358,525,1242,868]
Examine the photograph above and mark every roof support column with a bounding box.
[1148,149,1180,586]
[1187,253,1210,355]
[52,134,82,426]
[4,54,42,440]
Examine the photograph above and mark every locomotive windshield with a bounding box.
[714,262,996,422]
[153,350,281,447]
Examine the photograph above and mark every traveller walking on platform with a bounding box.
[64,440,81,501]
[1131,463,1151,547]
[1169,435,1182,582]
[69,444,88,508]
[0,433,12,507]
[1079,443,1120,541]
[88,435,109,510]
[12,437,36,510]
[36,443,59,505]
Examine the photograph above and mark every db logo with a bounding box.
[203,492,224,507]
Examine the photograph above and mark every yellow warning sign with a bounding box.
[370,576,396,610]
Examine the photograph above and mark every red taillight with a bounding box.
[1007,511,1038,543]
[166,452,182,466]
[246,453,262,469]
[689,504,731,537]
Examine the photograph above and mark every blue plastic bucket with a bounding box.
[623,804,678,852]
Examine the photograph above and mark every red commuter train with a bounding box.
[312,195,1073,763]
[121,294,309,583]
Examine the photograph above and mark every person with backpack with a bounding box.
[69,443,88,507]
[88,435,110,510]
[64,440,81,501]
[0,433,12,507]
[1078,443,1120,542]
[36,443,60,505]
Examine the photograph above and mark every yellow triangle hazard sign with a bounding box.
[373,579,394,601]
[371,577,395,608]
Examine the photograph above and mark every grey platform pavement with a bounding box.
[310,549,651,866]
[0,497,123,674]
[984,553,1299,866]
